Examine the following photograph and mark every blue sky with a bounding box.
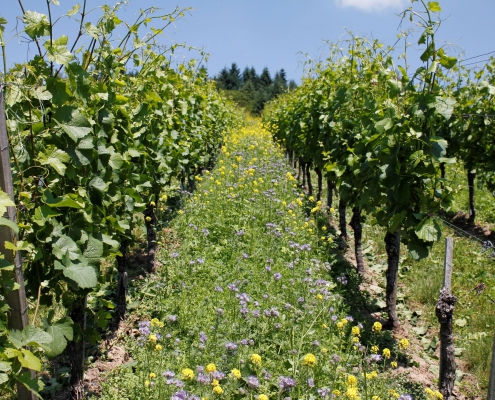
[1,0,494,82]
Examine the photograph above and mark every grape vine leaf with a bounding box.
[415,218,442,242]
[23,11,50,39]
[44,35,73,65]
[39,147,71,176]
[42,317,74,357]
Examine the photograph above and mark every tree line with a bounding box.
[215,63,297,115]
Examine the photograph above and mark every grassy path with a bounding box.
[98,122,428,400]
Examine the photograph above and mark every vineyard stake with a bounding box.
[0,77,37,400]
[488,331,495,400]
[436,237,456,399]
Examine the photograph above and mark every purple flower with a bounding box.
[215,285,223,292]
[138,321,151,336]
[168,315,178,322]
[197,258,205,264]
[317,388,331,397]
[398,395,414,400]
[265,265,272,272]
[297,297,305,304]
[246,375,260,389]
[225,342,238,351]
[371,354,382,362]
[308,378,315,388]
[199,331,207,343]
[252,309,261,318]
[270,308,280,317]
[202,228,210,236]
[215,308,224,316]
[345,315,354,322]
[279,376,296,391]
[237,230,245,236]
[197,373,210,385]
[273,272,282,281]
[171,252,179,258]
[240,339,248,346]
[211,371,225,380]
[227,283,239,292]
[312,340,320,347]
[162,370,175,378]
[242,253,249,259]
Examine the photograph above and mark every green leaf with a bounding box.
[63,264,98,289]
[0,361,11,373]
[23,11,50,39]
[0,190,15,215]
[428,96,456,120]
[18,350,41,371]
[455,318,468,327]
[67,4,81,16]
[415,218,442,242]
[431,137,448,160]
[408,236,430,260]
[52,235,81,261]
[43,35,73,65]
[388,211,407,233]
[43,190,84,209]
[9,325,52,350]
[109,153,124,170]
[428,2,441,12]
[17,371,44,397]
[39,147,71,176]
[42,317,73,357]
[83,236,104,264]
[56,123,92,142]
[0,217,19,234]
[412,325,428,336]
[0,373,8,385]
[374,118,393,133]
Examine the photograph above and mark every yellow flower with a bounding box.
[330,207,335,213]
[213,385,223,395]
[341,318,349,326]
[178,210,184,215]
[333,389,341,397]
[372,396,380,400]
[321,347,328,354]
[382,348,391,359]
[372,322,382,332]
[322,323,328,329]
[347,374,358,387]
[337,321,345,330]
[250,353,262,365]
[352,326,360,336]
[316,294,323,300]
[302,353,317,367]
[211,379,219,387]
[182,368,194,380]
[150,318,164,328]
[155,344,163,351]
[398,338,409,350]
[145,380,151,386]
[148,334,157,343]
[371,345,379,353]
[231,368,241,379]
[352,337,360,343]
[145,216,152,222]
[149,372,156,379]
[346,386,359,399]
[206,363,217,373]
[425,388,443,399]
[328,237,333,243]
[391,361,398,368]
[259,395,269,400]
[150,201,156,206]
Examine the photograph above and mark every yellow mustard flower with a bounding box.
[206,363,216,373]
[321,347,328,355]
[347,374,358,387]
[182,368,194,380]
[352,326,360,336]
[155,344,163,351]
[398,338,409,350]
[149,372,156,379]
[382,348,391,359]
[372,396,380,400]
[372,322,382,332]
[213,385,223,395]
[259,395,269,400]
[346,386,359,399]
[317,294,323,300]
[148,334,157,343]
[333,389,341,397]
[391,361,398,368]
[231,369,241,379]
[145,380,150,386]
[150,318,164,328]
[371,345,379,353]
[302,353,317,367]
[250,353,262,365]
[211,379,219,387]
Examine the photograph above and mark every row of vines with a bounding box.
[0,3,241,399]
[262,0,495,334]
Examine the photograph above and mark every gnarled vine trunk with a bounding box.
[68,296,87,400]
[306,162,313,196]
[467,169,476,224]
[384,230,401,329]
[144,204,157,274]
[315,166,323,201]
[349,207,364,275]
[116,238,128,322]
[338,199,348,246]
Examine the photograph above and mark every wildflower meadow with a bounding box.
[98,122,439,400]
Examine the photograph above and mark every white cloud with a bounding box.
[335,0,408,12]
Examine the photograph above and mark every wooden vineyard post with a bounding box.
[436,237,456,399]
[488,332,495,400]
[0,77,37,399]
